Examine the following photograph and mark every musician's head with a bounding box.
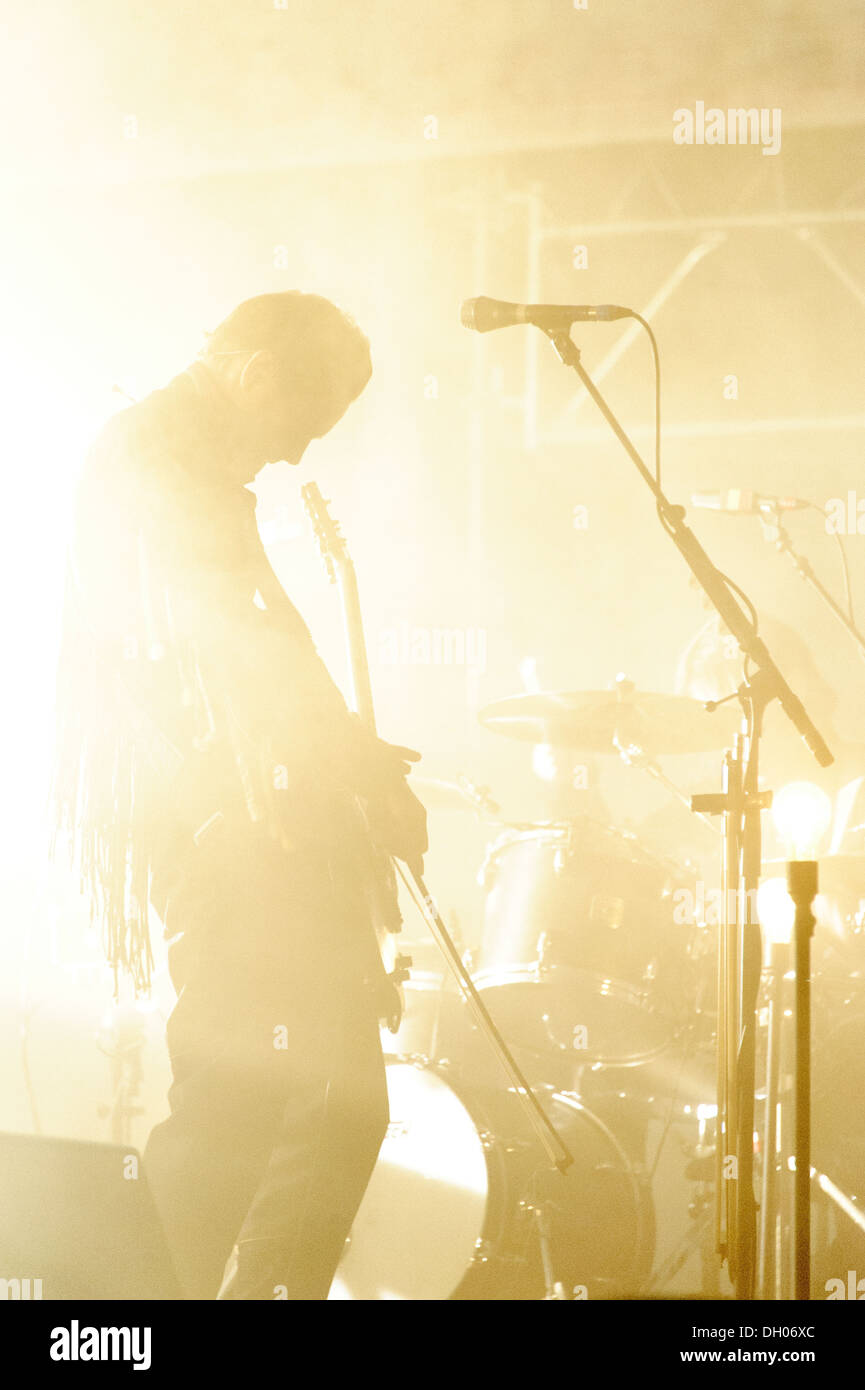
[199,291,372,473]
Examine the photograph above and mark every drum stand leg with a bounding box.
[644,1200,716,1295]
[532,1203,568,1300]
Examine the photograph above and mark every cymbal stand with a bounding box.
[612,734,722,836]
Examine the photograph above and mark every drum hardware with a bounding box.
[529,1201,569,1300]
[457,775,501,817]
[763,503,865,664]
[619,1059,725,1297]
[811,1177,865,1301]
[645,1193,718,1297]
[331,1061,652,1300]
[407,774,501,817]
[612,733,722,839]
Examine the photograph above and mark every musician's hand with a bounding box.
[379,742,423,778]
[367,740,428,876]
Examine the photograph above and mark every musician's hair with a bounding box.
[200,291,371,407]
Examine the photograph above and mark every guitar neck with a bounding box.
[300,478,379,735]
[300,479,406,993]
[335,561,378,736]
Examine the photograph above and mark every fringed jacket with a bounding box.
[52,362,400,993]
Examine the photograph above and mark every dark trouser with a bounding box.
[143,822,389,1300]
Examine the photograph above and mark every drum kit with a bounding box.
[331,681,865,1300]
[330,682,744,1301]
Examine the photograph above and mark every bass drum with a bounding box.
[329,1060,653,1301]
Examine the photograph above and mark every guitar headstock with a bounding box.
[300,481,350,584]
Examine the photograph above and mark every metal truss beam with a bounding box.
[542,414,865,444]
[539,209,865,239]
[511,183,865,446]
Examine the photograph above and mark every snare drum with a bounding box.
[330,1059,652,1300]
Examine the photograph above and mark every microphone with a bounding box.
[691,489,810,515]
[460,296,631,334]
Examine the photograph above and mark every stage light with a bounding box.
[770,781,832,860]
[757,875,796,946]
[532,743,557,782]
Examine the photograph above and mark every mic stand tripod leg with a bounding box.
[758,941,786,1299]
[694,745,744,1284]
[736,674,770,1300]
[693,678,772,1302]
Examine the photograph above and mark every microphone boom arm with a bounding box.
[542,327,833,770]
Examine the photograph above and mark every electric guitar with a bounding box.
[301,481,411,1030]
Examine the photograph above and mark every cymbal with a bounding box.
[408,775,500,815]
[408,776,472,811]
[478,689,740,755]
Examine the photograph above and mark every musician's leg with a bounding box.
[143,831,387,1301]
[216,987,388,1300]
[143,1040,288,1299]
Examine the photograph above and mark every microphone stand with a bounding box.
[760,506,865,660]
[540,325,833,1300]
